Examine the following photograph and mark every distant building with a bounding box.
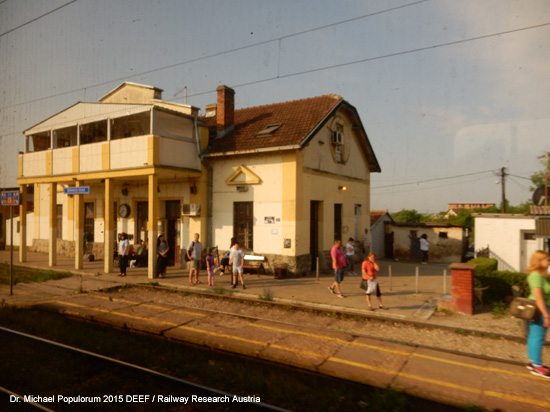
[448,203,496,210]
[384,222,468,263]
[445,203,496,218]
[369,210,393,258]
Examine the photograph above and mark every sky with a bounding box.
[1,0,549,213]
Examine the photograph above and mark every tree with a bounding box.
[392,209,426,223]
[530,154,550,191]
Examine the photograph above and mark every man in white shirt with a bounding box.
[345,237,357,276]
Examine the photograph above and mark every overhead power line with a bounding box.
[1,0,548,113]
[0,1,79,38]
[0,0,428,113]
[371,169,496,189]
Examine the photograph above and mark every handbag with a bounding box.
[509,297,540,321]
[366,279,378,294]
[359,279,369,290]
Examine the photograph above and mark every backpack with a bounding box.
[185,241,195,261]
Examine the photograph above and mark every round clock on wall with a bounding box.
[119,203,131,218]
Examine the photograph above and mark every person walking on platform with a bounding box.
[328,239,346,298]
[362,252,387,311]
[526,250,550,378]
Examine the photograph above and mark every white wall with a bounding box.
[5,212,34,247]
[474,215,538,272]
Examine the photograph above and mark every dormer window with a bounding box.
[256,123,283,136]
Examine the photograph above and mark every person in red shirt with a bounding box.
[362,252,388,311]
[328,239,346,298]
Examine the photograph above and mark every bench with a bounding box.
[243,253,267,274]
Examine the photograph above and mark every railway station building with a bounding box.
[15,82,380,278]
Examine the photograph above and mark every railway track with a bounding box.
[0,326,287,412]
[127,283,542,359]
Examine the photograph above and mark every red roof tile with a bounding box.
[202,95,342,154]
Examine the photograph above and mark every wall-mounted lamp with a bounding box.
[190,185,197,195]
[121,184,129,196]
[339,185,348,191]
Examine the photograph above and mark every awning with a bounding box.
[535,217,550,237]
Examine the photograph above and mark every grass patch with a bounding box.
[212,287,226,295]
[435,308,454,316]
[491,301,508,318]
[0,262,73,285]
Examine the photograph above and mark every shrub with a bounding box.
[468,257,498,277]
[475,270,527,303]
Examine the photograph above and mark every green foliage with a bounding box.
[0,263,73,285]
[447,209,474,229]
[369,386,407,412]
[473,267,528,303]
[530,157,549,191]
[468,257,498,277]
[491,301,509,317]
[391,209,426,223]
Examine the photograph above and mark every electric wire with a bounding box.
[0,0,78,38]
[371,169,496,189]
[0,0,429,113]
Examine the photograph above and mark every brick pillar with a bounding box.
[449,263,476,315]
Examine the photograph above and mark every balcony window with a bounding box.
[111,112,150,140]
[29,131,51,152]
[53,126,77,148]
[153,110,191,139]
[80,120,107,145]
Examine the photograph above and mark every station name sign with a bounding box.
[1,191,20,206]
[64,186,90,195]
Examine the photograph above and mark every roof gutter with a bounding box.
[202,144,301,158]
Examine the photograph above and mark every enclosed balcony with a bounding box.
[20,104,201,181]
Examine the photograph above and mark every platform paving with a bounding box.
[1,250,549,411]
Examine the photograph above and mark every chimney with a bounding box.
[216,85,235,137]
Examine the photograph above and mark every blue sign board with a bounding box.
[1,191,20,206]
[64,186,90,195]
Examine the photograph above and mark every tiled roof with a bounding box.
[531,205,550,215]
[202,95,343,154]
[370,210,390,227]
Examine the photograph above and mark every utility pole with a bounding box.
[500,167,507,213]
